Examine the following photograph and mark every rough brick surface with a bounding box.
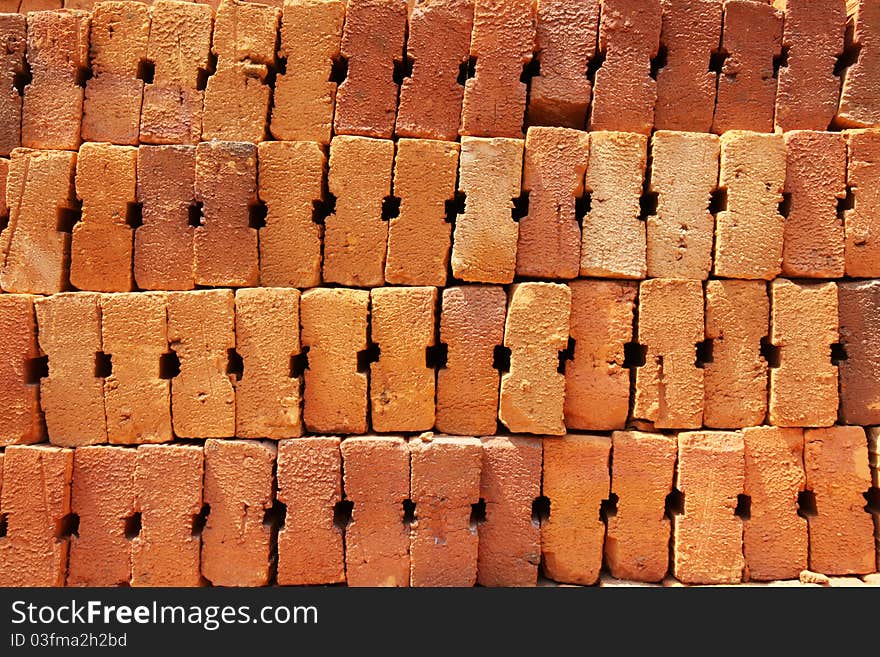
[844,129,880,277]
[0,14,25,156]
[0,294,44,446]
[837,0,880,128]
[838,281,880,425]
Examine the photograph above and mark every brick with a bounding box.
[0,294,43,446]
[451,137,523,283]
[837,0,880,128]
[409,434,482,587]
[673,431,745,585]
[580,131,647,279]
[460,0,535,138]
[646,131,719,280]
[0,445,72,587]
[769,279,838,428]
[194,141,259,287]
[133,145,196,290]
[564,280,635,431]
[517,127,588,280]
[477,436,541,587]
[0,14,25,156]
[341,436,410,587]
[713,131,785,280]
[395,0,474,141]
[704,280,768,429]
[70,143,137,292]
[385,138,458,286]
[606,431,676,582]
[654,0,723,132]
[68,446,136,586]
[844,129,880,277]
[35,293,107,447]
[270,0,344,142]
[132,444,203,587]
[276,437,345,585]
[323,136,394,286]
[436,285,506,436]
[300,288,369,434]
[498,282,570,435]
[333,0,407,138]
[370,287,437,433]
[634,279,704,429]
[81,2,150,145]
[0,149,76,294]
[140,0,213,145]
[234,288,302,439]
[166,290,236,438]
[838,281,880,425]
[0,156,6,221]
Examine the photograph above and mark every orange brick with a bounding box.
[564,279,635,431]
[0,294,43,446]
[341,436,410,587]
[300,288,369,434]
[838,281,880,426]
[843,129,880,277]
[276,437,345,585]
[436,285,506,436]
[837,0,880,128]
[385,138,458,286]
[0,14,25,156]
[673,430,745,585]
[166,290,236,438]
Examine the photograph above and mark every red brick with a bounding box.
[673,431,745,585]
[844,129,880,277]
[477,436,541,587]
[436,285,506,436]
[385,138,458,286]
[498,282,571,435]
[300,288,369,434]
[0,14,25,156]
[166,290,236,438]
[837,0,880,128]
[838,281,880,425]
[0,294,43,446]
[517,127,588,280]
[395,0,474,141]
[18,0,63,10]
[333,0,407,138]
[451,136,523,283]
[234,287,302,439]
[341,436,410,587]
[606,430,676,582]
[323,136,394,287]
[276,437,345,585]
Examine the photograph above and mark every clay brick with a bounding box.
[606,431,676,582]
[234,288,302,439]
[498,282,570,435]
[564,279,635,431]
[0,445,73,587]
[477,436,541,587]
[270,0,344,142]
[838,281,880,425]
[517,127,588,280]
[769,279,838,428]
[843,129,880,277]
[166,290,236,438]
[139,0,213,145]
[435,285,506,435]
[541,435,609,585]
[451,137,523,283]
[673,431,745,585]
[713,131,785,280]
[704,280,769,429]
[385,138,458,286]
[646,131,719,280]
[654,0,723,132]
[333,0,407,138]
[837,0,880,128]
[341,436,410,587]
[741,426,807,581]
[0,14,25,156]
[131,444,202,587]
[395,0,474,141]
[276,437,345,585]
[634,279,704,429]
[0,149,77,294]
[300,288,369,434]
[0,294,43,446]
[70,143,137,292]
[409,434,482,587]
[81,2,150,145]
[34,293,107,447]
[18,0,63,10]
[370,287,437,433]
[67,445,136,586]
[579,131,647,279]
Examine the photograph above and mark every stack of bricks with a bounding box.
[1,0,879,588]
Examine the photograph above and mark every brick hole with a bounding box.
[0,211,7,234]
[557,336,576,375]
[664,488,685,519]
[75,65,93,88]
[831,342,848,365]
[226,348,244,381]
[575,191,592,227]
[772,45,790,78]
[837,188,856,220]
[709,47,729,74]
[402,499,416,525]
[191,504,210,537]
[638,191,658,221]
[187,201,203,228]
[0,514,7,539]
[392,55,414,85]
[12,63,31,97]
[709,188,728,215]
[444,191,466,225]
[264,57,286,88]
[329,54,349,84]
[695,339,714,368]
[56,204,82,233]
[599,493,619,523]
[381,195,401,221]
[760,336,781,368]
[126,202,143,229]
[159,351,181,379]
[136,59,155,84]
[520,55,540,84]
[834,22,861,77]
[332,499,353,531]
[797,490,818,519]
[778,192,792,218]
[457,56,477,86]
[531,495,551,526]
[312,193,336,226]
[262,499,287,531]
[469,498,487,528]
[124,512,142,540]
[196,52,218,92]
[511,191,529,222]
[290,347,309,378]
[649,44,668,80]
[863,488,880,515]
[56,512,79,539]
[248,200,268,230]
[623,341,647,369]
[356,343,380,373]
[94,351,112,378]
[425,343,447,369]
[492,345,511,373]
[734,494,751,520]
[25,355,48,385]
[586,49,606,85]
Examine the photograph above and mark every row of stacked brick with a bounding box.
[1,0,879,155]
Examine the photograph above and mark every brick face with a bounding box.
[837,0,880,128]
[0,14,25,156]
[0,294,44,446]
[838,281,880,426]
[844,129,880,277]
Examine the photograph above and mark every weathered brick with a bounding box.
[0,14,25,156]
[838,281,880,426]
[843,129,880,277]
[837,0,880,128]
[0,294,43,446]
